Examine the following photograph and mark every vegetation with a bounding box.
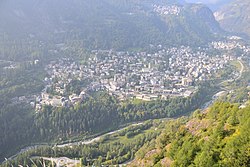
[2,120,165,166]
[130,102,250,167]
[0,82,216,162]
[0,1,248,166]
[4,98,250,166]
[0,0,223,50]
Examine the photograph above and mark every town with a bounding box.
[153,4,182,16]
[32,45,234,110]
[10,38,250,111]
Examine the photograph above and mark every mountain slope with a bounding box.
[186,0,233,11]
[130,102,250,167]
[214,0,250,38]
[0,0,223,50]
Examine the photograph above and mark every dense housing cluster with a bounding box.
[32,46,231,110]
[153,5,182,16]
[10,38,250,111]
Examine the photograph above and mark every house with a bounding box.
[69,94,81,104]
[135,94,144,100]
[51,98,63,107]
[183,90,193,97]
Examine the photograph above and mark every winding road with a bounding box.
[3,60,246,166]
[219,59,244,87]
[56,122,143,148]
[202,59,245,110]
[41,157,80,167]
[235,60,244,80]
[4,123,144,163]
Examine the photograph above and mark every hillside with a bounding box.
[186,0,233,11]
[0,0,223,50]
[130,102,250,167]
[214,0,250,38]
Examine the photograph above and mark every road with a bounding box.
[41,157,80,167]
[219,60,244,87]
[202,59,245,110]
[40,123,144,167]
[5,123,144,162]
[201,91,227,110]
[235,60,244,80]
[4,60,246,165]
[56,122,143,148]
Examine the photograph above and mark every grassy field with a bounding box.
[230,60,242,71]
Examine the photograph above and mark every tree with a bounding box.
[193,151,215,167]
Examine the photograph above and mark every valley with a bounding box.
[0,0,250,166]
[2,39,250,166]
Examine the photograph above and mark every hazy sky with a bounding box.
[186,0,228,4]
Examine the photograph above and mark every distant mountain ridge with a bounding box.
[186,0,233,11]
[0,0,223,49]
[214,0,250,38]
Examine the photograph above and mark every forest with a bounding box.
[0,32,220,162]
[3,120,164,166]
[0,0,249,166]
[0,81,216,163]
[3,100,249,166]
[130,102,250,167]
